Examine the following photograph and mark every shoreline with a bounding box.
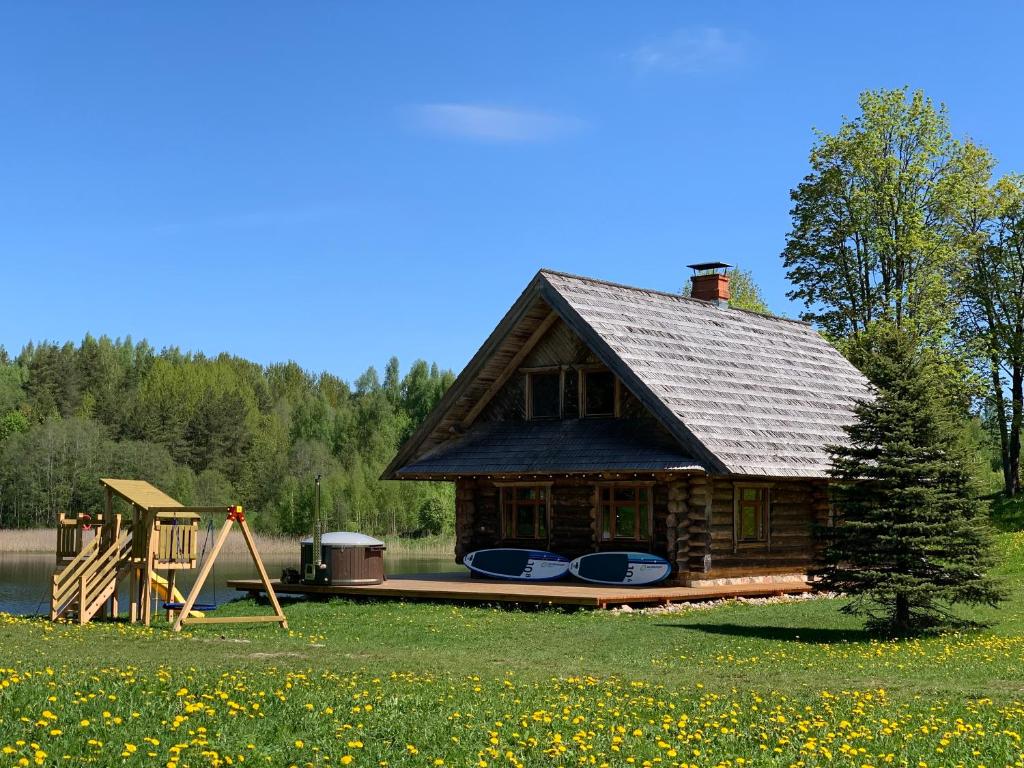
[0,527,454,558]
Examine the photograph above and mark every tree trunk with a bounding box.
[1010,364,1023,497]
[991,357,1013,494]
[894,592,910,633]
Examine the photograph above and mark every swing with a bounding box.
[162,519,219,612]
[171,504,286,632]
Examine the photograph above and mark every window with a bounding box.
[597,484,652,541]
[500,486,549,539]
[583,370,616,417]
[734,484,771,548]
[528,371,561,420]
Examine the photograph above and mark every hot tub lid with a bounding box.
[300,531,385,548]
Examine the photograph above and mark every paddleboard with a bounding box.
[463,548,570,581]
[569,551,672,586]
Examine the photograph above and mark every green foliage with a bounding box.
[417,496,450,536]
[783,87,992,349]
[818,328,1003,634]
[989,492,1024,532]
[955,174,1024,496]
[0,411,29,443]
[0,360,26,415]
[0,336,454,535]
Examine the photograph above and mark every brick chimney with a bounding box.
[687,262,731,308]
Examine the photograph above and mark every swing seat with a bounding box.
[162,601,218,612]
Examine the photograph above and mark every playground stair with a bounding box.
[51,529,133,624]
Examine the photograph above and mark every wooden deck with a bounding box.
[227,572,811,609]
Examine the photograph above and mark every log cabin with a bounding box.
[382,266,871,586]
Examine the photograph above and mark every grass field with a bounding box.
[3,536,1024,766]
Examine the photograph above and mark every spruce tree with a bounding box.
[818,328,1002,634]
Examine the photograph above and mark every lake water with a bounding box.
[0,551,462,616]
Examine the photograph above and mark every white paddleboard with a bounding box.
[463,548,570,581]
[569,551,672,586]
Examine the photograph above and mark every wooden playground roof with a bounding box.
[100,478,183,511]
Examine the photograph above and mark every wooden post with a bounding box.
[129,505,139,623]
[236,515,288,629]
[172,506,287,632]
[172,517,233,632]
[165,569,176,623]
[143,511,157,626]
[109,512,121,619]
[50,573,58,621]
[78,573,87,626]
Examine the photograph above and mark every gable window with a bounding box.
[583,370,616,417]
[528,371,562,420]
[734,484,771,548]
[500,485,549,540]
[597,484,652,542]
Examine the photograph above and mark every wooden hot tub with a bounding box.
[300,532,386,586]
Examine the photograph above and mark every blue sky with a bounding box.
[2,3,1023,381]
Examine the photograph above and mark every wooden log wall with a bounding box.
[549,481,597,559]
[670,475,711,577]
[455,474,829,578]
[454,479,476,563]
[705,478,828,576]
[452,475,674,563]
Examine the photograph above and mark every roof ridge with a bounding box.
[537,268,813,328]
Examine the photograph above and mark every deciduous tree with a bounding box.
[783,88,992,350]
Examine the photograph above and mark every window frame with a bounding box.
[580,367,619,418]
[595,482,655,543]
[733,483,773,551]
[524,367,564,421]
[497,482,552,541]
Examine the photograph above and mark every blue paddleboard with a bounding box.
[569,551,672,586]
[463,549,570,581]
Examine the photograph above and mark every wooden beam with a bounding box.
[172,518,234,632]
[171,512,287,632]
[180,615,285,625]
[460,310,558,429]
[237,515,288,629]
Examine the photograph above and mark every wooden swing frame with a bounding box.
[171,505,288,632]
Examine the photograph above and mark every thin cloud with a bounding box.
[629,26,745,74]
[409,103,583,143]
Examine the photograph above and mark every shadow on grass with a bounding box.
[988,492,1024,532]
[657,622,873,644]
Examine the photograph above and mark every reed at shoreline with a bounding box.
[0,527,454,559]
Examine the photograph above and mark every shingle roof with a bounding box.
[395,418,703,477]
[539,270,872,477]
[383,269,872,480]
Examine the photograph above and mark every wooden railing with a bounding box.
[55,513,83,563]
[51,529,132,623]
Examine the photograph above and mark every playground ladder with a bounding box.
[51,529,133,624]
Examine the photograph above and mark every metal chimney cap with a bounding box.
[687,261,732,274]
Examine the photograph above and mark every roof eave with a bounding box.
[380,272,550,481]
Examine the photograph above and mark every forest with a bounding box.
[0,337,455,536]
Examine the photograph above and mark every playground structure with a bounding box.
[51,478,286,632]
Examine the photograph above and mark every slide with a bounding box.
[150,572,205,618]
